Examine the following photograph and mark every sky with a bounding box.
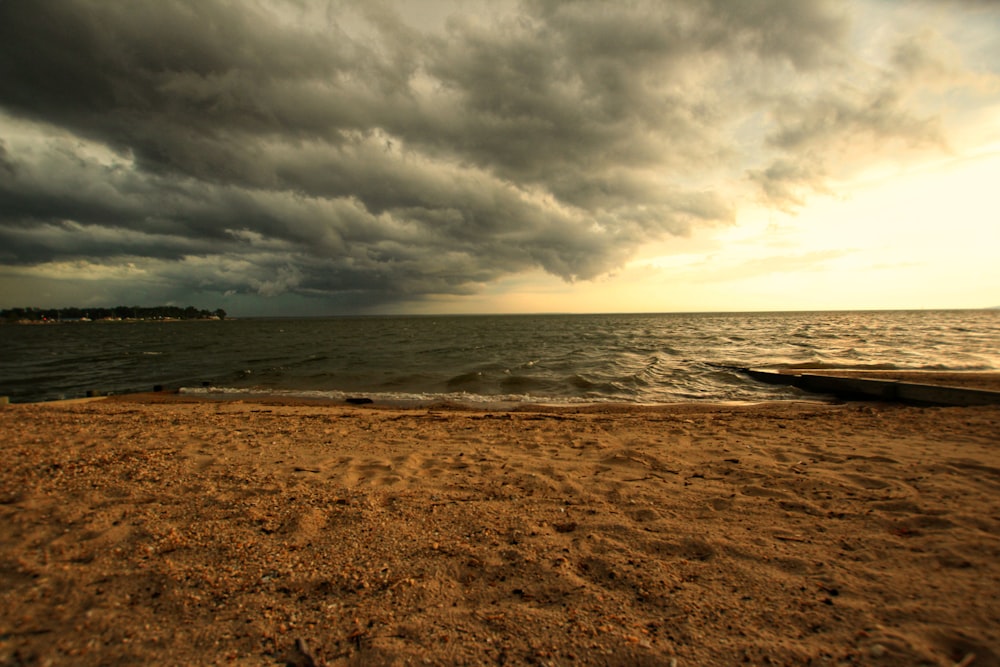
[1,0,998,316]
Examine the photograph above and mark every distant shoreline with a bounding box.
[3,316,224,325]
[2,305,227,324]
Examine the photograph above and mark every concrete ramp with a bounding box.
[742,368,1000,406]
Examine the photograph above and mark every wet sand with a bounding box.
[1,395,998,666]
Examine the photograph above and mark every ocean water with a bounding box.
[1,310,997,405]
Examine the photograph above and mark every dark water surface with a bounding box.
[2,310,997,404]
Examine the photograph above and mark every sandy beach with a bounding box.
[1,395,998,666]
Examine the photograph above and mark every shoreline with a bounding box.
[5,369,999,409]
[2,396,998,665]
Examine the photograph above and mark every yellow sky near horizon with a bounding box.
[405,145,1000,315]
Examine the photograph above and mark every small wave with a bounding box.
[778,361,994,372]
[178,385,616,406]
[567,374,625,396]
[912,363,995,372]
[446,371,485,388]
[499,375,547,392]
[284,355,330,369]
[782,361,903,371]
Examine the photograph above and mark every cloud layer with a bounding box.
[0,0,995,311]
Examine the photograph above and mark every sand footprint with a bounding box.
[739,484,789,499]
[281,506,328,546]
[355,459,403,486]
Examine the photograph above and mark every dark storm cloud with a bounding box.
[0,0,988,309]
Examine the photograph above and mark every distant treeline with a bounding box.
[2,306,227,322]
